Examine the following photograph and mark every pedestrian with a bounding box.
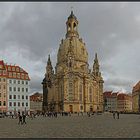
[55,112,57,118]
[22,114,26,124]
[30,113,33,120]
[18,114,22,125]
[117,111,120,119]
[87,112,90,117]
[78,112,79,116]
[113,111,115,119]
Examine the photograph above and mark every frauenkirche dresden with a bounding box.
[42,11,104,113]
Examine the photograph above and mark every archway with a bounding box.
[69,105,73,113]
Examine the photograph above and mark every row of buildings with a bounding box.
[0,55,140,114]
[29,84,140,113]
[0,60,30,114]
[103,91,132,112]
[30,81,140,113]
[103,81,140,113]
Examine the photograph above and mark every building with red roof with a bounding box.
[103,91,132,112]
[103,91,118,111]
[117,93,132,112]
[30,92,43,113]
[0,60,30,114]
[0,60,7,112]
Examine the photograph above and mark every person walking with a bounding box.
[78,112,79,116]
[113,111,115,119]
[22,114,26,124]
[18,114,22,125]
[117,111,120,119]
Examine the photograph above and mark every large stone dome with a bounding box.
[57,11,88,67]
[57,38,88,64]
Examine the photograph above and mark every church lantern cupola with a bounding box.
[66,11,79,38]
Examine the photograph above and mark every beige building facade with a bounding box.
[132,81,140,112]
[117,93,132,112]
[42,11,104,113]
[30,92,43,113]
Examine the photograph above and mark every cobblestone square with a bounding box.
[0,113,140,138]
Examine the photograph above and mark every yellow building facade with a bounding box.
[132,81,140,112]
[42,11,104,113]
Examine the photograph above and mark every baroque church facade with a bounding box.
[42,11,104,113]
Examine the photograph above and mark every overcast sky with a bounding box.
[0,2,140,94]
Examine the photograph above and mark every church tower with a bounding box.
[66,11,79,38]
[93,53,104,111]
[45,55,54,88]
[42,55,54,112]
[93,53,100,77]
[42,11,104,113]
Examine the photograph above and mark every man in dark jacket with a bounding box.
[18,114,22,125]
[22,114,26,124]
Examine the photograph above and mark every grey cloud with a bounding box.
[30,74,43,94]
[0,2,140,93]
[104,78,133,92]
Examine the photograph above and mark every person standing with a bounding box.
[113,111,115,119]
[18,114,22,125]
[22,114,26,124]
[77,112,79,116]
[117,111,120,119]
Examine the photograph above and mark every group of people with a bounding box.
[113,111,120,119]
[42,112,58,118]
[17,110,120,124]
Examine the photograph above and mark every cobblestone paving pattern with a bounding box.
[0,113,139,138]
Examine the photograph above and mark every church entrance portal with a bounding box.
[69,105,73,113]
[90,106,93,112]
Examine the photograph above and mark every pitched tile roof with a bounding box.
[0,60,30,80]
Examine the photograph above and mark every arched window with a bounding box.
[79,84,82,101]
[68,23,71,31]
[61,85,63,100]
[69,81,73,101]
[89,87,92,102]
[73,22,76,30]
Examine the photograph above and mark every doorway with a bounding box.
[69,105,73,113]
[90,106,93,112]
